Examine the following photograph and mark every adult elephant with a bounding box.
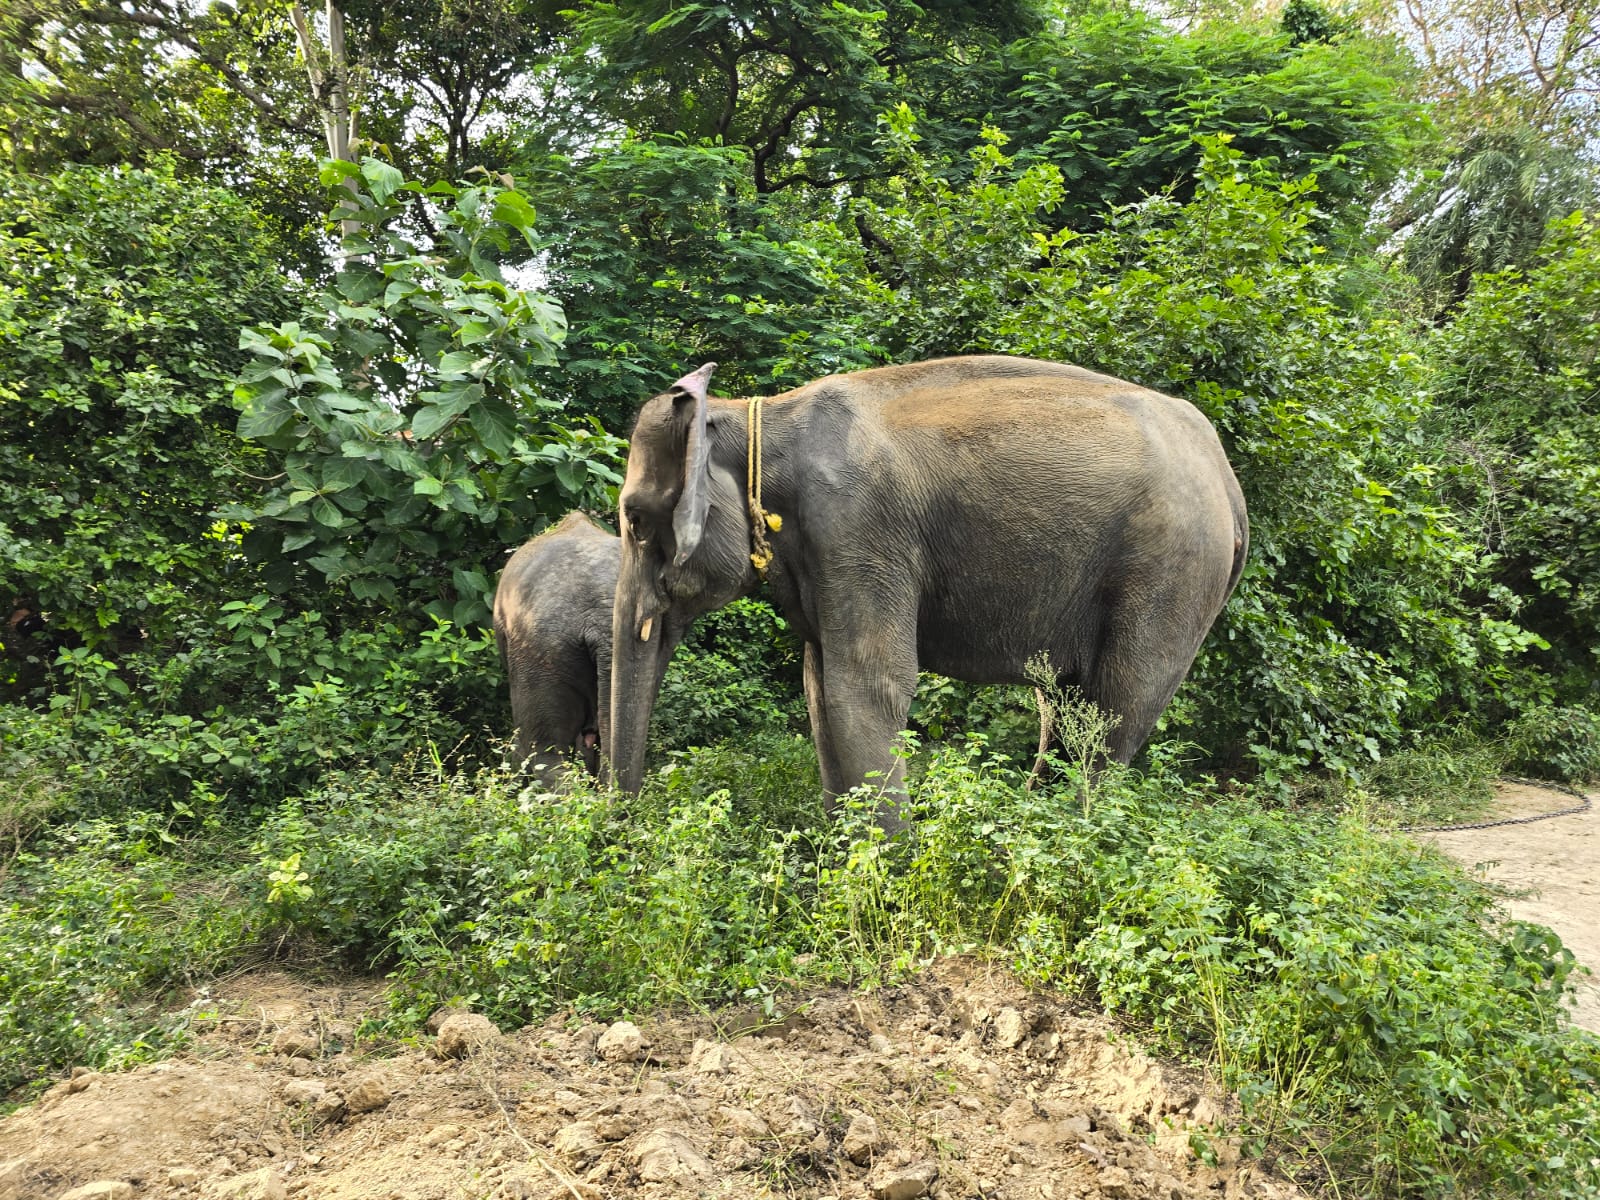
[609,356,1247,818]
[494,512,618,781]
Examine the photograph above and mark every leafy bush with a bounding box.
[997,9,1418,238]
[229,159,624,628]
[252,749,825,1016]
[523,138,848,430]
[1367,752,1499,826]
[247,736,1600,1199]
[1429,214,1600,700]
[1506,705,1600,784]
[651,598,806,753]
[909,675,1039,767]
[0,163,297,690]
[0,618,502,827]
[877,749,1600,1200]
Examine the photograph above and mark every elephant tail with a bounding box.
[1225,500,1250,598]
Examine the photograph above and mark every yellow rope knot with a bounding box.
[746,396,782,577]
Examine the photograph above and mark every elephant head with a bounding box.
[608,364,759,792]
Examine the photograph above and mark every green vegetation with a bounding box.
[4,735,1596,1197]
[4,0,1600,1195]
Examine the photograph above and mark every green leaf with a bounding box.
[411,401,462,441]
[237,394,298,441]
[452,567,490,598]
[470,398,519,458]
[320,458,366,491]
[319,158,364,188]
[336,265,385,304]
[361,158,406,205]
[312,497,346,528]
[554,457,585,495]
[491,191,538,231]
[438,350,490,378]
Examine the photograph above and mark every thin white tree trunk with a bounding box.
[290,0,360,240]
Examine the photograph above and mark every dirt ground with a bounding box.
[1421,781,1600,1033]
[3,781,1595,1200]
[0,959,1307,1200]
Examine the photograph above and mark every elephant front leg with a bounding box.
[804,641,849,804]
[818,636,919,833]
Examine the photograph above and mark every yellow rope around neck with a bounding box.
[746,397,782,577]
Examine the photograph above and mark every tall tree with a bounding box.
[0,0,311,172]
[0,0,568,229]
[991,10,1421,233]
[1364,0,1600,310]
[1401,127,1593,310]
[563,0,1045,193]
[1383,0,1600,143]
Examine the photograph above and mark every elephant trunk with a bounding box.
[607,600,676,794]
[594,641,614,788]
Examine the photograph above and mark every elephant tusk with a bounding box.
[639,617,654,642]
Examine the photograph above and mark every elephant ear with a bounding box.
[670,362,717,566]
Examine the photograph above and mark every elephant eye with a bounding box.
[624,506,645,539]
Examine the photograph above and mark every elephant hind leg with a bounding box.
[510,675,591,775]
[1089,615,1208,768]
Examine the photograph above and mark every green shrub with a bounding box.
[0,817,255,1100]
[253,751,824,1018]
[883,747,1600,1199]
[1428,214,1600,702]
[1506,704,1600,784]
[1314,735,1507,828]
[651,733,824,831]
[228,160,624,629]
[0,163,298,683]
[0,619,503,826]
[652,599,807,753]
[909,675,1039,766]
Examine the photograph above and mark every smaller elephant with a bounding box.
[493,512,619,780]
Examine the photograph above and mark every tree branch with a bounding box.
[750,88,824,193]
[79,3,292,128]
[33,88,210,160]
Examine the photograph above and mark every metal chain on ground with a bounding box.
[1400,776,1592,833]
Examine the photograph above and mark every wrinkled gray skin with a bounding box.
[494,512,618,782]
[610,356,1248,825]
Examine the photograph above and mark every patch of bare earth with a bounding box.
[1422,782,1600,1033]
[0,960,1307,1200]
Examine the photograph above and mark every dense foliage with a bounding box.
[3,1,1600,1195]
[5,743,1597,1197]
[0,165,296,674]
[228,159,623,626]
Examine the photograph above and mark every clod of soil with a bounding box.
[0,960,1309,1200]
